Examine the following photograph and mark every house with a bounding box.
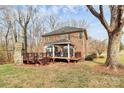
[40,26,88,63]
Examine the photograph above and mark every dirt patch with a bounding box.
[92,64,124,76]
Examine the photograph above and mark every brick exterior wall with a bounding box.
[40,31,88,59]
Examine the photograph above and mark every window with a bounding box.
[47,37,50,41]
[60,35,65,39]
[67,34,70,40]
[60,34,70,40]
[79,32,83,39]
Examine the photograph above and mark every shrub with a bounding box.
[85,55,94,61]
[91,53,97,58]
[0,51,7,64]
[85,52,98,61]
[0,45,13,65]
[99,55,105,58]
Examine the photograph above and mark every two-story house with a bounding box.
[40,26,88,62]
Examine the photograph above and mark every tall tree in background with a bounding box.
[29,7,46,52]
[58,18,89,29]
[95,40,107,56]
[87,5,124,69]
[88,37,107,56]
[0,8,13,61]
[46,14,58,32]
[17,6,32,52]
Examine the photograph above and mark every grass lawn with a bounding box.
[0,59,124,88]
[0,53,124,88]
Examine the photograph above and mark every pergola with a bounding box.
[45,39,76,63]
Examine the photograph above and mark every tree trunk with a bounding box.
[105,31,122,69]
[22,28,27,53]
[5,32,9,62]
[24,29,27,52]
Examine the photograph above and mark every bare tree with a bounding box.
[46,14,58,32]
[17,6,32,52]
[58,18,89,29]
[87,5,124,69]
[95,40,106,56]
[12,21,18,43]
[0,8,13,61]
[29,7,46,52]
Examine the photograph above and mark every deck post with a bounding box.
[52,44,55,63]
[52,44,55,58]
[67,44,70,63]
[73,48,75,57]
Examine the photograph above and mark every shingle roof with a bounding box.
[45,39,72,45]
[42,26,86,37]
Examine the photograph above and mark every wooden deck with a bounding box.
[49,56,82,63]
[22,52,82,64]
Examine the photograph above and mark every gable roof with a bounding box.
[42,26,86,37]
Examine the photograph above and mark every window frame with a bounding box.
[79,32,83,39]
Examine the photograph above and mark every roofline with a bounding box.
[42,29,86,37]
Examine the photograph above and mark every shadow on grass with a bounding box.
[92,61,105,65]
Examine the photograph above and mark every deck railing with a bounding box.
[44,51,81,58]
[22,52,51,65]
[22,51,81,65]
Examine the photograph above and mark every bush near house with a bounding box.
[0,45,14,65]
[85,53,97,61]
[0,46,7,64]
[99,55,105,58]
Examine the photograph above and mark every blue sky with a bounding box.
[17,5,124,43]
[37,5,109,40]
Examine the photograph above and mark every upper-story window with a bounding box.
[67,34,70,40]
[79,32,83,39]
[60,35,66,39]
[60,34,70,40]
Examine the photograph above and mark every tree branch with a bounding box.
[25,15,30,28]
[87,5,110,32]
[117,5,124,30]
[99,5,104,17]
[18,13,23,28]
[109,5,117,31]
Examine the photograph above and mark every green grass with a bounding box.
[93,53,124,65]
[0,62,124,88]
[120,54,124,64]
[0,53,124,88]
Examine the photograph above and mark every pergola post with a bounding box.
[52,44,55,63]
[73,48,75,57]
[67,44,70,63]
[52,44,55,58]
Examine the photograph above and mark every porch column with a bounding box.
[73,48,75,57]
[67,44,70,58]
[52,45,55,57]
